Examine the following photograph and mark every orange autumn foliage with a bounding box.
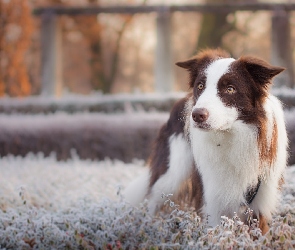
[0,0,33,97]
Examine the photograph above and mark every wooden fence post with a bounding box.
[271,9,294,88]
[155,10,174,92]
[41,11,63,96]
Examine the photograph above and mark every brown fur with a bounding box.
[174,167,204,212]
[258,120,278,170]
[176,49,230,88]
[259,214,270,235]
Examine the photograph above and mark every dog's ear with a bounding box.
[175,59,196,70]
[176,58,199,88]
[239,56,285,85]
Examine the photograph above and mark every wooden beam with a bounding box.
[33,3,295,16]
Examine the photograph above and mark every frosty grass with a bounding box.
[0,154,295,249]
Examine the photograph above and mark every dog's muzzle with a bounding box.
[191,108,211,130]
[192,108,209,123]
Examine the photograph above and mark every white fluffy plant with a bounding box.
[0,190,294,249]
[0,156,294,249]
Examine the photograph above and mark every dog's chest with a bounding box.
[189,121,260,211]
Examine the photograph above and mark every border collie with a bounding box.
[124,49,288,234]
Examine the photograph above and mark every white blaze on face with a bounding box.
[192,58,239,130]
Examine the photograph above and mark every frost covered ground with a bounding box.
[0,155,295,249]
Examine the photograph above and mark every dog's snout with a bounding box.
[192,108,209,123]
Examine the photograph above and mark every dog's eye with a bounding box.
[226,86,236,94]
[197,83,205,90]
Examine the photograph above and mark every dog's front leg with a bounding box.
[147,133,194,214]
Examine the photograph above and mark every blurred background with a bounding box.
[1,0,295,96]
[0,0,295,164]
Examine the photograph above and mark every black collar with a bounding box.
[245,178,261,205]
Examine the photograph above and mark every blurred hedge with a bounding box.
[286,110,295,165]
[0,111,294,165]
[0,113,168,163]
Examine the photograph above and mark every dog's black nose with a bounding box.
[192,108,209,123]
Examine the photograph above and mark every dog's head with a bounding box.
[177,49,284,131]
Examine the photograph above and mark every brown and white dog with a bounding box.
[124,49,288,234]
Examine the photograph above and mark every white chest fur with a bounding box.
[190,120,260,226]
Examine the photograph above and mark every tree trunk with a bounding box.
[196,12,230,51]
[196,0,256,52]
